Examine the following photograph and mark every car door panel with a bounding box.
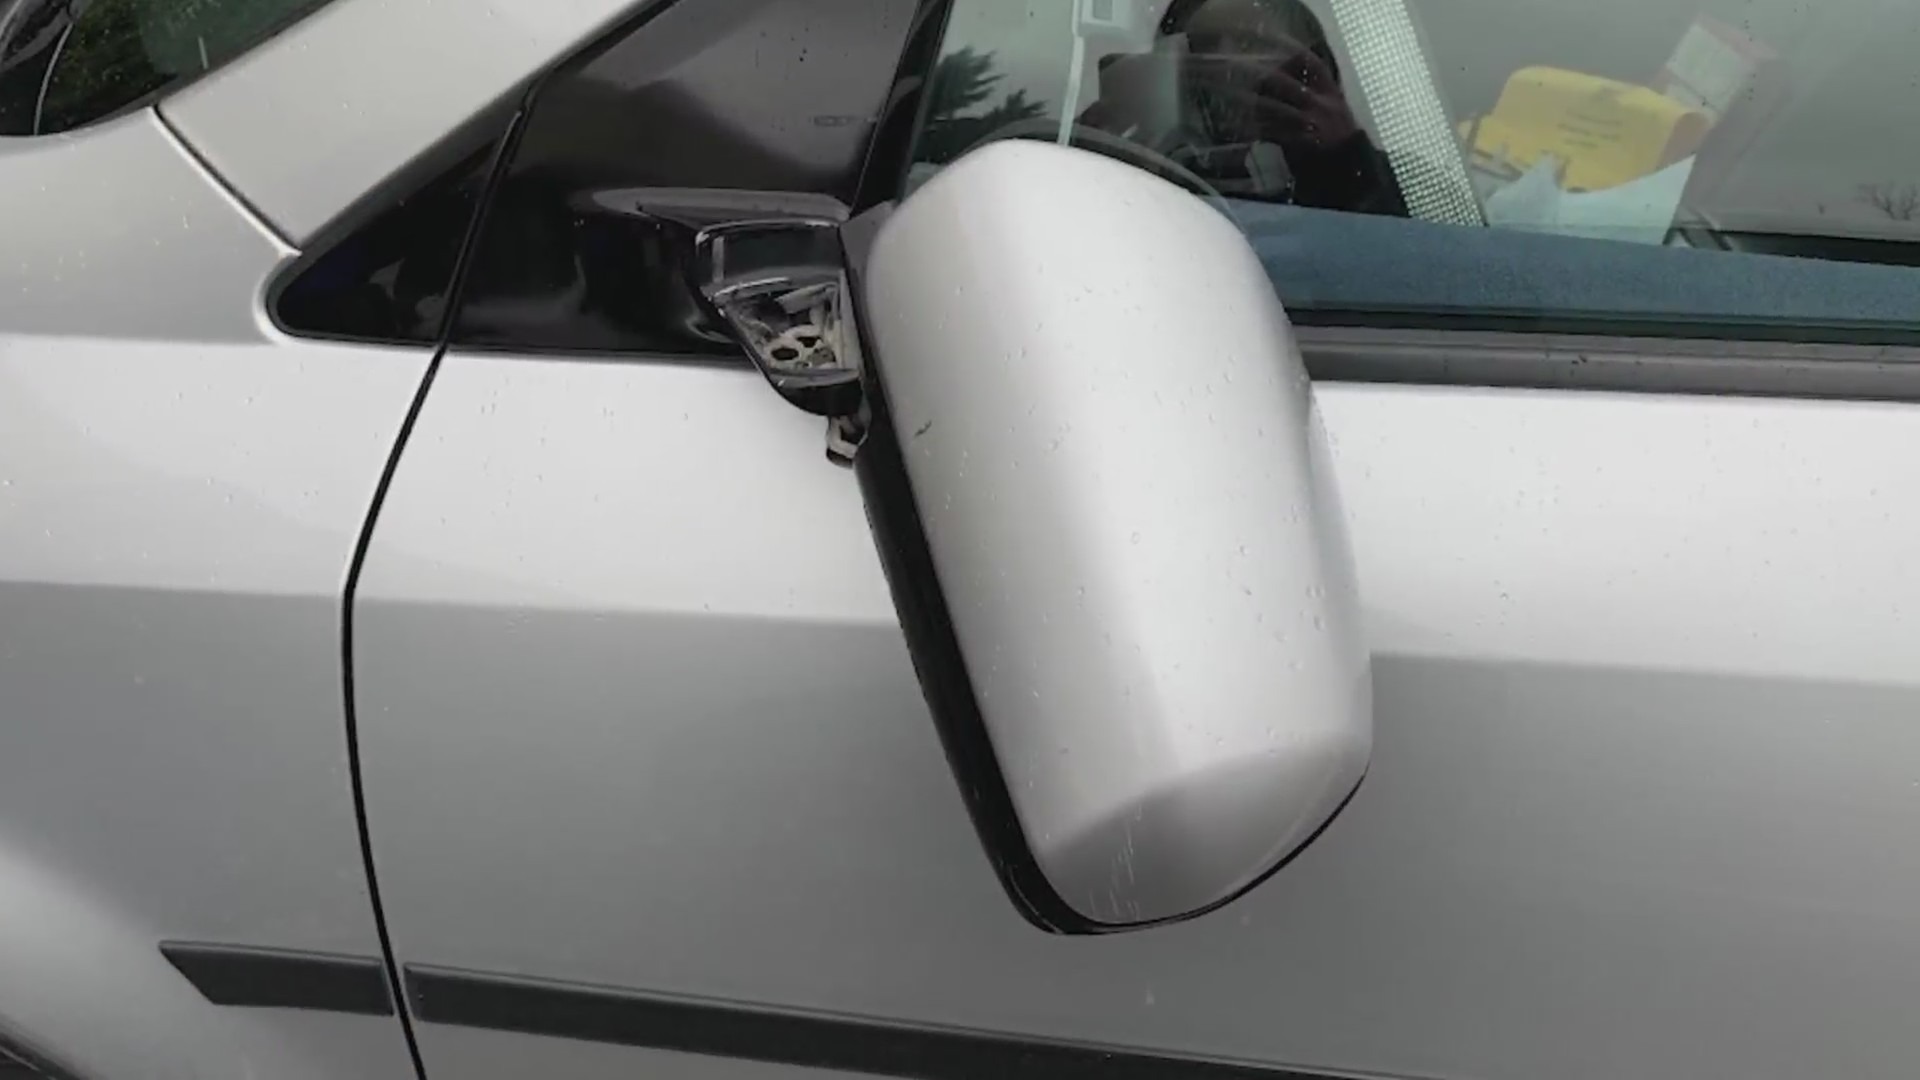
[336,0,1920,1077]
[1313,385,1920,1080]
[0,110,423,1079]
[352,355,925,973]
[355,344,1920,1080]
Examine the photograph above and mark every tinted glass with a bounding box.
[452,0,918,356]
[275,137,499,345]
[0,0,333,136]
[912,0,1920,342]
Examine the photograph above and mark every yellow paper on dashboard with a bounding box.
[1464,67,1712,192]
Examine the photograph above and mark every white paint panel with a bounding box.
[0,107,422,1080]
[163,0,654,242]
[359,352,1920,1080]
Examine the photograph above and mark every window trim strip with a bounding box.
[1300,325,1920,402]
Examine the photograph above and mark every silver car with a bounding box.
[4,0,1918,1078]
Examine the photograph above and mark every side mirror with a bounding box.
[857,141,1373,933]
[699,141,1371,933]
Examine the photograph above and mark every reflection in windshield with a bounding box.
[1081,0,1407,215]
[1435,0,1920,241]
[912,0,1920,338]
[919,45,1048,165]
[927,0,1920,245]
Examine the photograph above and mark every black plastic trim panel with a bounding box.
[405,964,1357,1080]
[155,944,1377,1078]
[160,942,395,1016]
[850,340,1091,932]
[1297,326,1920,402]
[852,0,955,212]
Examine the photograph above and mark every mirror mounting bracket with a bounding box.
[692,218,866,425]
[825,413,867,467]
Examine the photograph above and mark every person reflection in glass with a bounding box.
[1085,0,1408,216]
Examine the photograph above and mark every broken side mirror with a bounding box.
[643,142,1371,934]
[692,218,863,419]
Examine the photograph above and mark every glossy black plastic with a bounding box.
[275,137,502,346]
[451,0,920,357]
[852,0,955,211]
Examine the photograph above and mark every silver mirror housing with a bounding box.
[852,141,1372,932]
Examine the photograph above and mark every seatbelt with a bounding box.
[1324,0,1484,226]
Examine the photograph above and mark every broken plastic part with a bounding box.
[693,218,864,418]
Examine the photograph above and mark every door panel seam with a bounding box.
[339,364,438,1080]
[152,105,295,252]
[338,104,531,1080]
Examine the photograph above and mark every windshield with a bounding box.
[0,0,332,135]
[909,0,1920,339]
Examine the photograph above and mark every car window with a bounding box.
[909,0,1920,342]
[0,0,333,136]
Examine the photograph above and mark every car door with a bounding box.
[0,76,422,1080]
[0,0,511,1076]
[0,0,653,1077]
[350,2,1920,1080]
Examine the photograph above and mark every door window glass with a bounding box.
[909,0,1920,342]
[0,0,335,135]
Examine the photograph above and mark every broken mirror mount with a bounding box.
[610,191,869,464]
[691,218,865,422]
